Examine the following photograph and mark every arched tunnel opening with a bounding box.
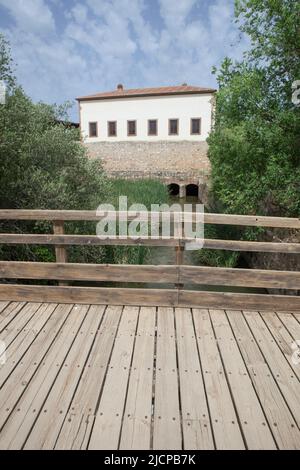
[186,184,199,197]
[167,183,180,196]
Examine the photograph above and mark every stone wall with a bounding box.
[85,141,210,184]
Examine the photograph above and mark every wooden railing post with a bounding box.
[175,244,184,265]
[53,220,68,285]
[175,245,184,290]
[174,216,184,289]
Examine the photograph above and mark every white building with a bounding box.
[77,84,216,143]
[76,84,216,200]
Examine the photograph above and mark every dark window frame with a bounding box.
[169,118,179,136]
[127,120,136,136]
[190,117,201,135]
[89,122,98,138]
[108,121,117,137]
[148,119,158,136]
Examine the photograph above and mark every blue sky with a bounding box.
[0,0,248,120]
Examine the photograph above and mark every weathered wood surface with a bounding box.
[0,302,299,449]
[0,209,299,228]
[52,221,67,263]
[0,233,299,253]
[0,284,300,311]
[1,261,299,290]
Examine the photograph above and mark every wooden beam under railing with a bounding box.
[0,261,299,290]
[0,284,299,311]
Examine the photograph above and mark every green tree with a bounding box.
[0,35,110,264]
[0,33,16,89]
[209,0,300,217]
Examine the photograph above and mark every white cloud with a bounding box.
[0,0,249,120]
[0,0,55,34]
[159,0,197,30]
[68,3,89,24]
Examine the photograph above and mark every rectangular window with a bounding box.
[127,120,136,136]
[169,119,179,135]
[89,122,97,137]
[191,118,201,135]
[108,121,117,137]
[148,119,157,136]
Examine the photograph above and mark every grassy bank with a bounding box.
[102,178,169,265]
[107,178,169,208]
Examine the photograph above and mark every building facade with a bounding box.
[77,84,216,199]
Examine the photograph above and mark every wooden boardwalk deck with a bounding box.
[0,300,300,450]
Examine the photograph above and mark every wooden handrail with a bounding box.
[0,233,299,253]
[0,209,299,228]
[0,209,299,311]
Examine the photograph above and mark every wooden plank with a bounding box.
[180,265,300,290]
[259,311,300,380]
[0,303,73,431]
[276,311,300,342]
[0,284,178,307]
[174,307,214,449]
[0,234,179,247]
[178,290,300,311]
[1,261,299,290]
[243,310,300,427]
[0,302,10,313]
[89,306,139,450]
[0,233,299,253]
[0,261,178,284]
[24,305,105,450]
[0,302,26,330]
[1,302,41,348]
[0,304,87,449]
[0,210,150,222]
[201,238,300,253]
[55,305,123,450]
[192,309,245,449]
[209,309,276,449]
[120,307,156,450]
[0,209,299,228]
[1,284,300,311]
[0,303,58,387]
[203,213,300,229]
[153,307,181,450]
[227,310,300,449]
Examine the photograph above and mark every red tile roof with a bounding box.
[76,85,216,101]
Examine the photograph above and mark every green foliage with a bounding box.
[209,0,300,221]
[196,223,240,268]
[0,89,109,211]
[0,34,113,265]
[102,179,169,265]
[107,178,169,209]
[0,33,16,89]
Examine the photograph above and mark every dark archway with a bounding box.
[186,184,199,197]
[167,183,180,196]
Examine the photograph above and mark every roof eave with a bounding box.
[76,89,217,102]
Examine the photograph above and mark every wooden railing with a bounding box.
[0,209,299,311]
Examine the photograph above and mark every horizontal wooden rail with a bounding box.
[180,265,300,289]
[0,284,299,311]
[0,209,299,228]
[0,233,299,253]
[0,261,299,290]
[0,261,177,284]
